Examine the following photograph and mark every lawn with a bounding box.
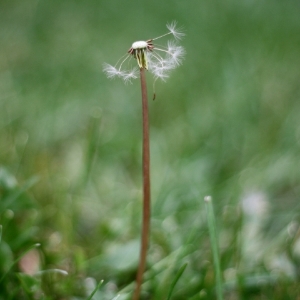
[1,0,300,299]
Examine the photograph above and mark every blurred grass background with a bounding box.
[1,0,300,299]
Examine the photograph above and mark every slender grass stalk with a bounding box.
[204,196,223,300]
[166,263,188,300]
[132,68,151,300]
[86,279,104,300]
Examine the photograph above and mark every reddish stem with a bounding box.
[132,68,151,300]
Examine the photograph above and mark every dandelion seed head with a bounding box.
[132,41,149,50]
[103,22,185,83]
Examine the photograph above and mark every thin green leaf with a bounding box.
[166,263,188,300]
[204,196,223,300]
[86,279,104,300]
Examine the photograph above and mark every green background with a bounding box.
[1,0,300,298]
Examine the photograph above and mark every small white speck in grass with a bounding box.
[204,195,212,202]
[242,191,269,217]
[36,269,68,276]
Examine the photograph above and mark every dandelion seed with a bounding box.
[103,63,122,78]
[123,67,139,83]
[166,21,185,40]
[103,22,185,83]
[167,41,185,67]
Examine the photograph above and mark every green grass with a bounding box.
[1,0,300,299]
[204,196,223,300]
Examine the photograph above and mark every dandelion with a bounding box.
[103,21,185,83]
[103,22,185,300]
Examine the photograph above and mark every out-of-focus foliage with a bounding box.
[1,0,300,298]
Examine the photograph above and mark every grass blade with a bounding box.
[204,196,223,300]
[166,263,188,300]
[86,279,104,300]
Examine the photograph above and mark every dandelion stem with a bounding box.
[133,68,151,300]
